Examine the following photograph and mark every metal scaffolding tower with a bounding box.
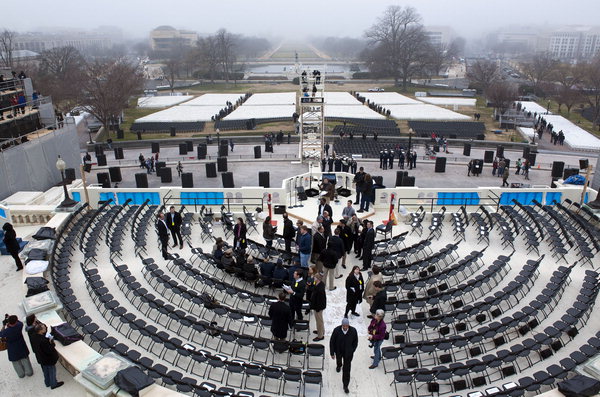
[298,70,325,162]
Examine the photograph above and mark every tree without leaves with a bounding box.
[579,56,600,129]
[486,82,517,115]
[215,29,237,83]
[520,53,558,96]
[32,46,86,113]
[80,58,144,136]
[466,60,499,93]
[554,86,583,114]
[194,36,220,82]
[364,6,428,90]
[0,29,16,69]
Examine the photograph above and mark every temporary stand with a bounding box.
[298,69,325,163]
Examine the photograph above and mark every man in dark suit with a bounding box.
[321,211,333,239]
[328,228,345,274]
[282,213,295,253]
[310,274,326,341]
[165,206,183,249]
[362,221,375,271]
[311,226,326,268]
[284,270,306,322]
[268,292,292,340]
[156,212,170,260]
[317,197,333,219]
[330,318,358,394]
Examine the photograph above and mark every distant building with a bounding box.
[13,30,115,53]
[424,26,455,48]
[548,26,600,60]
[150,26,198,52]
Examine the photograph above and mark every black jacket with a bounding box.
[156,219,169,242]
[346,273,364,303]
[363,228,375,252]
[312,232,326,254]
[2,226,20,254]
[283,218,295,239]
[318,203,333,219]
[328,235,345,259]
[30,333,59,366]
[329,325,358,358]
[268,301,291,339]
[289,278,306,301]
[319,248,338,269]
[165,211,182,230]
[310,281,326,311]
[370,289,387,313]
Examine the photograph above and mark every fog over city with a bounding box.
[3,0,600,39]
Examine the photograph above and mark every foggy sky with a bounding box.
[3,0,600,40]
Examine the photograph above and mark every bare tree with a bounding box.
[486,82,517,115]
[32,46,86,113]
[0,29,16,69]
[520,53,558,95]
[554,86,583,114]
[580,56,600,129]
[364,6,428,90]
[466,59,499,93]
[80,58,144,136]
[215,29,236,83]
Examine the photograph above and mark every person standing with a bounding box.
[467,160,473,177]
[358,174,373,213]
[344,266,364,317]
[523,159,530,180]
[353,167,365,205]
[262,216,275,248]
[502,164,510,187]
[317,197,333,219]
[166,206,183,249]
[176,161,183,177]
[362,221,375,271]
[363,265,383,306]
[368,281,387,316]
[282,213,295,253]
[268,292,292,340]
[229,139,235,152]
[0,315,34,379]
[342,200,356,220]
[320,246,339,291]
[311,226,326,272]
[30,323,63,389]
[284,270,306,322]
[322,211,333,239]
[233,218,247,251]
[156,213,170,259]
[298,226,312,269]
[324,143,330,157]
[2,223,23,271]
[368,310,387,369]
[330,318,358,394]
[310,274,326,341]
[329,227,346,271]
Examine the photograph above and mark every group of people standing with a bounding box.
[378,148,417,170]
[139,152,159,174]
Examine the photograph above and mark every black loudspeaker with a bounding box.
[274,205,286,215]
[258,171,270,188]
[551,161,565,178]
[496,146,504,158]
[222,172,234,188]
[563,168,579,180]
[522,147,530,159]
[217,157,228,172]
[160,167,172,183]
[108,167,122,182]
[484,151,494,163]
[373,176,383,186]
[96,154,107,166]
[254,146,261,159]
[395,171,404,187]
[197,144,207,160]
[402,176,415,186]
[296,186,308,201]
[97,172,111,188]
[435,157,447,173]
[463,143,471,156]
[580,159,589,170]
[433,145,439,153]
[182,173,193,188]
[206,162,217,178]
[151,142,160,153]
[64,168,76,181]
[114,147,124,160]
[218,145,228,157]
[135,173,148,188]
[94,145,104,156]
[186,141,193,151]
[170,127,176,137]
[116,129,124,139]
[528,153,537,166]
[155,161,165,175]
[179,143,188,155]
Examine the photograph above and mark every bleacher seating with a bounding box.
[408,121,486,140]
[333,138,406,158]
[332,124,400,137]
[214,117,291,131]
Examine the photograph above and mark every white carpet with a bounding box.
[224,105,295,120]
[543,115,600,150]
[134,106,222,123]
[243,92,296,106]
[357,92,422,105]
[181,94,245,106]
[137,96,193,108]
[387,104,471,121]
[420,97,476,107]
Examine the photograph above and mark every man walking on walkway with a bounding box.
[330,318,358,394]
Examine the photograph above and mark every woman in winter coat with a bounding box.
[262,216,275,248]
[2,223,23,270]
[344,266,364,317]
[367,309,387,369]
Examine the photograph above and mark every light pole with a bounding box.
[56,156,77,208]
[408,128,413,152]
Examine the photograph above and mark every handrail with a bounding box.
[164,195,265,214]
[396,196,500,213]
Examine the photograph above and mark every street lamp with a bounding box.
[408,128,413,152]
[216,128,220,147]
[56,155,77,208]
